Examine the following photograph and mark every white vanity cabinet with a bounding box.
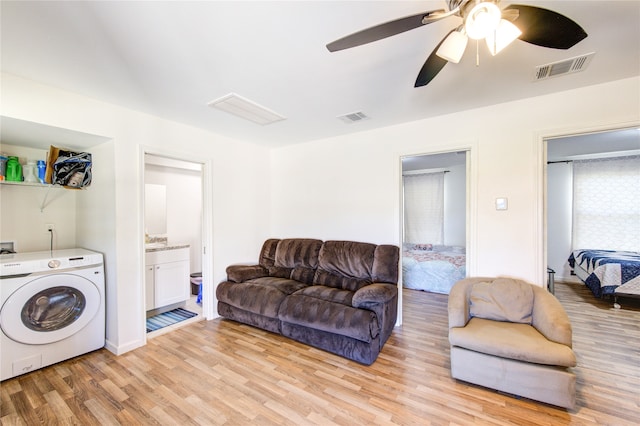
[145,247,190,310]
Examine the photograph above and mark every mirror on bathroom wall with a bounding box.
[145,183,167,236]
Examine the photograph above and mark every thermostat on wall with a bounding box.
[495,198,508,211]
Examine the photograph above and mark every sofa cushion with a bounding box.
[313,269,371,291]
[274,238,322,269]
[469,279,534,324]
[314,241,376,290]
[268,266,292,279]
[372,244,400,284]
[279,293,379,343]
[290,266,316,284]
[293,285,354,306]
[216,276,308,319]
[258,239,280,268]
[449,317,577,367]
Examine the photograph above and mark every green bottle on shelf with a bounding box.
[5,156,22,182]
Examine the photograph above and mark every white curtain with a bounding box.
[572,155,640,251]
[403,172,445,244]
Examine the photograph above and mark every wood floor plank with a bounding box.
[1,281,639,425]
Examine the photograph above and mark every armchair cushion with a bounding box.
[449,317,577,367]
[469,279,533,324]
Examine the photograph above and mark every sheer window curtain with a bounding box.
[572,155,640,252]
[403,172,445,244]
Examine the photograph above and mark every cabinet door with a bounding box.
[154,261,189,307]
[145,265,155,310]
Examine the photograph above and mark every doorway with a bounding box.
[545,126,640,286]
[401,151,469,296]
[143,153,205,335]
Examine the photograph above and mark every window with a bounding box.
[572,155,640,251]
[403,172,445,244]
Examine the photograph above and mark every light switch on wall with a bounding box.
[495,198,508,210]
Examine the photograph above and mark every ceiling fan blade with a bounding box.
[505,4,587,49]
[326,9,446,52]
[414,30,453,88]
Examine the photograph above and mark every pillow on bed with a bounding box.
[415,244,433,251]
[469,279,533,324]
[404,243,433,251]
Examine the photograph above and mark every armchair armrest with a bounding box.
[448,277,493,328]
[352,283,397,308]
[226,264,268,283]
[531,286,573,347]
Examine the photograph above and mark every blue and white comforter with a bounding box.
[568,249,640,297]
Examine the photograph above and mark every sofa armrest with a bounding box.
[531,286,573,347]
[226,264,268,283]
[352,283,397,307]
[352,283,399,347]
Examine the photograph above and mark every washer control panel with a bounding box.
[0,249,103,277]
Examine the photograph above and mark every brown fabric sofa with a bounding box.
[448,277,577,409]
[216,238,399,365]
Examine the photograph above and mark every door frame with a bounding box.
[537,120,640,287]
[139,146,214,340]
[397,143,477,324]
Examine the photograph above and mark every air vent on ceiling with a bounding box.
[337,111,370,124]
[207,93,286,125]
[534,52,595,81]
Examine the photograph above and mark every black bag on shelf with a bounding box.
[52,150,92,188]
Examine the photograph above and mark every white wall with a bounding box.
[1,73,271,355]
[444,164,466,247]
[145,162,202,274]
[0,144,78,252]
[546,162,577,282]
[3,72,638,355]
[271,77,640,286]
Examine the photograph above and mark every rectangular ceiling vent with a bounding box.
[208,93,286,125]
[337,111,370,124]
[534,52,595,82]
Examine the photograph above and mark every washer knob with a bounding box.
[48,259,61,269]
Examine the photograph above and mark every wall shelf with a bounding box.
[0,180,51,188]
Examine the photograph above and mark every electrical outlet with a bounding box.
[45,223,55,232]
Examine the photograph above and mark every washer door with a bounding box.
[1,273,101,345]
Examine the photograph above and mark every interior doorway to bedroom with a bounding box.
[545,126,640,305]
[401,151,468,297]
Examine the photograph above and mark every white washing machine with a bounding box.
[0,248,105,381]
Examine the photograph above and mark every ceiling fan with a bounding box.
[326,0,588,87]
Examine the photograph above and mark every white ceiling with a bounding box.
[1,1,639,148]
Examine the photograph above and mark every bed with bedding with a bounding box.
[402,243,466,294]
[568,249,640,302]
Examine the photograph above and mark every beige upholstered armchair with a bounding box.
[448,277,577,409]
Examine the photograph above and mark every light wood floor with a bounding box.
[2,282,639,425]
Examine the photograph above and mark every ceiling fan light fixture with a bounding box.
[465,1,501,40]
[436,30,468,63]
[486,19,522,56]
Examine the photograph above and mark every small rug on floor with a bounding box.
[146,308,197,333]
